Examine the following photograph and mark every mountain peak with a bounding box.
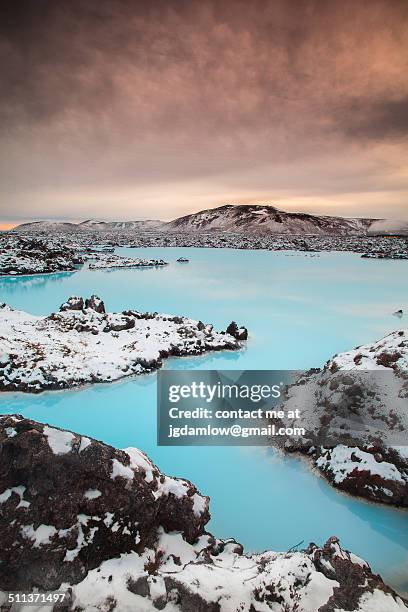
[165,203,378,235]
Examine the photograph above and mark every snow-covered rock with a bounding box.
[277,330,408,506]
[226,320,248,341]
[0,236,83,276]
[0,415,406,611]
[88,254,168,270]
[0,415,209,592]
[0,297,246,392]
[329,329,408,371]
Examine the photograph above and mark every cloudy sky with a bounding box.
[0,0,407,228]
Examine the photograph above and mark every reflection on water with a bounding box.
[0,248,407,592]
[0,271,75,295]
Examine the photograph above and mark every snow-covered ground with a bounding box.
[329,329,408,371]
[0,296,246,392]
[61,537,407,612]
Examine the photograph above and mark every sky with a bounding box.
[0,0,407,228]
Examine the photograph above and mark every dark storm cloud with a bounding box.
[1,0,406,137]
[343,97,408,140]
[0,0,407,222]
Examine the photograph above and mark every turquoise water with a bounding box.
[1,248,407,593]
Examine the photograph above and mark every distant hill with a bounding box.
[78,219,166,231]
[12,219,165,233]
[12,221,80,233]
[165,204,379,235]
[12,204,404,236]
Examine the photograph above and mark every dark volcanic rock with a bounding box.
[60,296,85,311]
[225,321,248,340]
[85,295,106,313]
[0,415,209,592]
[60,296,106,314]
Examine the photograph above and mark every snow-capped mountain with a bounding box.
[78,219,166,231]
[165,204,379,235]
[12,221,80,233]
[10,204,398,235]
[12,219,165,233]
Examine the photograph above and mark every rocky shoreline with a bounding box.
[0,415,406,611]
[0,296,247,393]
[122,231,408,259]
[275,329,408,507]
[0,236,83,276]
[1,230,407,278]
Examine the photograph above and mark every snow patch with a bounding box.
[43,426,75,455]
[111,459,134,481]
[84,489,102,500]
[21,524,57,548]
